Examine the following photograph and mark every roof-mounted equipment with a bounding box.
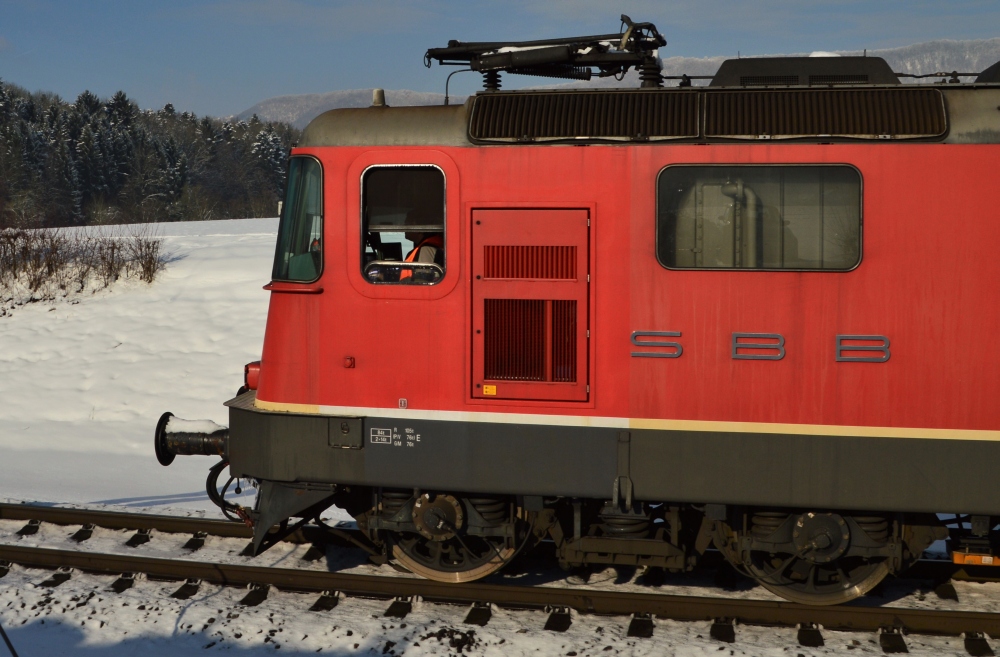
[976,60,1000,83]
[425,15,667,91]
[710,56,901,87]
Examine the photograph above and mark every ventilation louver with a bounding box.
[809,74,868,85]
[483,246,577,280]
[484,299,546,381]
[740,75,798,87]
[704,88,946,139]
[483,299,577,382]
[469,91,699,142]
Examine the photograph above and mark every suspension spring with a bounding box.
[751,511,789,539]
[468,497,507,525]
[600,503,650,538]
[380,490,411,518]
[853,516,890,543]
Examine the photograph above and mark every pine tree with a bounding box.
[44,124,84,224]
[106,91,137,128]
[76,123,109,201]
[251,124,287,194]
[74,90,102,118]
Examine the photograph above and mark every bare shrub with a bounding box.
[0,228,68,295]
[0,225,166,316]
[93,231,127,287]
[124,224,164,283]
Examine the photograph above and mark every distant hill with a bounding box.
[864,37,1000,76]
[239,37,1000,129]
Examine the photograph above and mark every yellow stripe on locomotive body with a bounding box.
[252,397,1000,441]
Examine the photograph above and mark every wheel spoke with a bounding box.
[836,565,850,590]
[805,563,818,593]
[765,552,799,582]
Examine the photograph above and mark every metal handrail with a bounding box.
[363,261,444,283]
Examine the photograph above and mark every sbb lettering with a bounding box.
[630,331,891,362]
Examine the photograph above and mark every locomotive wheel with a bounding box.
[389,495,527,583]
[747,553,889,606]
[713,514,890,606]
[390,533,516,583]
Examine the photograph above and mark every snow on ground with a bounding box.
[6,560,929,657]
[0,218,996,655]
[0,556,987,656]
[0,218,279,513]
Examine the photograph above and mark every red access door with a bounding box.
[472,209,589,401]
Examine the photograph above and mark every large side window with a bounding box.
[272,156,323,282]
[361,166,445,285]
[657,166,861,270]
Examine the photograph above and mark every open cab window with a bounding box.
[273,156,323,282]
[362,165,445,285]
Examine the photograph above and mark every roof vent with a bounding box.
[469,91,698,142]
[740,75,798,87]
[711,56,899,87]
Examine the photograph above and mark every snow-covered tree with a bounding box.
[0,79,299,227]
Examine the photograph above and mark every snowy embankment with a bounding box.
[0,218,277,512]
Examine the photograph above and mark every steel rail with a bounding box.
[0,503,253,538]
[2,544,999,637]
[4,502,999,584]
[0,502,375,554]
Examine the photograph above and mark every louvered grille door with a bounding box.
[472,209,589,401]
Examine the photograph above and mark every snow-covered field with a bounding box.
[0,218,278,513]
[0,218,995,655]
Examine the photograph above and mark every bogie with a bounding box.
[712,508,946,605]
[351,488,531,583]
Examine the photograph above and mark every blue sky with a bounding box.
[1,0,999,118]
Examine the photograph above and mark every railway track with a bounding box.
[2,503,999,654]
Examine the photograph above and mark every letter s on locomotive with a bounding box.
[155,15,1000,604]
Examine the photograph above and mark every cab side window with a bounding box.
[657,165,861,271]
[361,166,446,285]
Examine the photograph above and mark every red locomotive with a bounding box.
[156,17,1000,605]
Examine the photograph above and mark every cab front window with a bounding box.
[272,156,323,282]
